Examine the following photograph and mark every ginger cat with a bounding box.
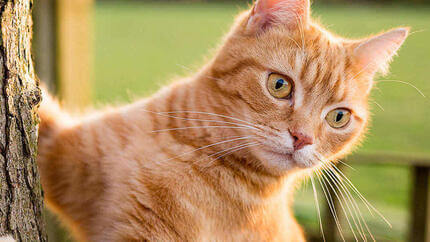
[37,0,409,241]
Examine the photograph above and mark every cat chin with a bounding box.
[292,145,320,168]
[257,146,319,173]
[292,153,319,169]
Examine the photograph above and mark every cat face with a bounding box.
[207,0,408,175]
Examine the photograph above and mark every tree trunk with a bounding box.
[0,0,46,241]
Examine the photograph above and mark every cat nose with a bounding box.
[289,130,313,151]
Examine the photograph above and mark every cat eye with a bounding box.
[326,109,351,129]
[267,73,293,99]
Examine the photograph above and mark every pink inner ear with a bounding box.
[248,0,310,33]
[265,0,305,11]
[257,0,285,10]
[354,28,409,76]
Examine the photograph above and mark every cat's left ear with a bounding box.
[246,0,310,34]
[353,27,409,77]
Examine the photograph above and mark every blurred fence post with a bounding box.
[34,0,93,108]
[410,166,430,242]
[33,0,94,240]
[56,0,93,109]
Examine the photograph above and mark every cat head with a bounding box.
[202,0,408,175]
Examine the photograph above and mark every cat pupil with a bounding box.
[336,112,344,122]
[275,79,284,90]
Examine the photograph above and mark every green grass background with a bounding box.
[92,2,430,241]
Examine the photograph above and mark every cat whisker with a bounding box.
[372,101,385,112]
[314,168,346,242]
[316,168,359,241]
[142,109,260,131]
[310,174,326,242]
[157,135,256,163]
[317,155,390,229]
[329,163,392,228]
[376,79,426,98]
[318,157,367,205]
[323,164,375,241]
[337,159,356,171]
[327,164,375,217]
[316,157,364,240]
[211,143,260,164]
[206,141,259,160]
[408,29,426,36]
[320,164,368,241]
[176,63,193,72]
[202,142,260,169]
[151,125,255,133]
[347,62,373,84]
[158,110,261,129]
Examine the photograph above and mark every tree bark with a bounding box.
[0,0,46,241]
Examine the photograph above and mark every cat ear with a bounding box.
[353,28,409,77]
[246,0,310,34]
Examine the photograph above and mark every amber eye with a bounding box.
[326,109,351,128]
[267,73,293,99]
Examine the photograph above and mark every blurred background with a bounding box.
[33,0,430,241]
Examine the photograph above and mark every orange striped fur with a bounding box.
[37,0,408,241]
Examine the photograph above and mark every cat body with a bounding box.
[37,0,408,241]
[39,80,305,241]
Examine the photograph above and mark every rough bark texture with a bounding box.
[0,0,46,241]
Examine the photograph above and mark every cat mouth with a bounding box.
[261,147,316,168]
[261,147,294,161]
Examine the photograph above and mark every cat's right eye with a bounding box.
[267,73,293,99]
[326,108,351,129]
